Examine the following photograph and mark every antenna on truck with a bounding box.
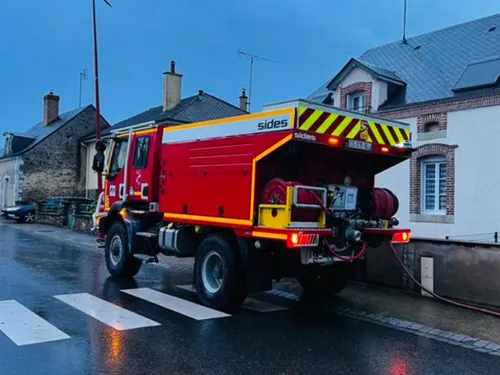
[237,48,276,112]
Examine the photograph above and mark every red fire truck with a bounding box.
[93,98,413,312]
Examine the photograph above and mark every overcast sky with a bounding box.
[0,0,499,133]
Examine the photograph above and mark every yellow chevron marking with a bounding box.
[381,125,396,146]
[332,116,352,136]
[299,110,322,131]
[393,127,406,144]
[298,106,308,117]
[368,122,384,144]
[316,114,338,134]
[404,129,411,140]
[346,121,360,139]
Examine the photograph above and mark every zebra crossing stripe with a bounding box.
[0,300,70,346]
[175,284,288,312]
[54,293,160,331]
[121,288,230,320]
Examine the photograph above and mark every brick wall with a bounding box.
[378,92,500,120]
[340,82,372,111]
[21,107,100,203]
[409,143,457,216]
[417,112,448,133]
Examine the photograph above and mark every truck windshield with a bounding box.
[108,139,129,177]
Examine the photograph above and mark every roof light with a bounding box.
[328,137,340,146]
[392,231,410,244]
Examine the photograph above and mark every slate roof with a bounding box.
[0,105,91,159]
[83,92,247,141]
[308,13,500,109]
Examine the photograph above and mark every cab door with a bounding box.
[104,136,129,209]
[127,130,157,203]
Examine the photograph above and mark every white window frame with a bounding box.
[420,156,447,215]
[347,92,365,112]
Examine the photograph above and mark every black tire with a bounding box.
[194,234,247,312]
[298,264,351,300]
[104,222,142,277]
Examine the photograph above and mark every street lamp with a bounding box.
[91,0,111,196]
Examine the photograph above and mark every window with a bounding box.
[424,121,440,133]
[421,157,446,214]
[348,92,365,112]
[133,136,150,169]
[109,139,129,177]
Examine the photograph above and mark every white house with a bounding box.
[307,13,500,240]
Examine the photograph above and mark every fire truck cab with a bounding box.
[94,98,414,312]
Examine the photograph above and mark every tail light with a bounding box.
[381,146,389,153]
[391,230,410,244]
[287,232,320,248]
[328,137,340,146]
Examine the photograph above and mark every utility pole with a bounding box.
[92,0,112,195]
[79,68,87,108]
[237,48,276,112]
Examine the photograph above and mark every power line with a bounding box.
[237,47,276,112]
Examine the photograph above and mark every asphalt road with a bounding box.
[1,223,499,375]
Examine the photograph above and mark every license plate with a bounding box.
[347,139,372,151]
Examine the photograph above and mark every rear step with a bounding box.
[136,231,158,239]
[133,254,159,263]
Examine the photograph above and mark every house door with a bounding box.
[3,176,10,207]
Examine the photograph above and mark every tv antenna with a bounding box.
[237,47,276,112]
[79,68,87,107]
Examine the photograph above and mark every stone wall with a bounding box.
[21,107,105,203]
[357,238,500,308]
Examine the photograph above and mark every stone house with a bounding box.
[307,13,500,239]
[0,91,108,209]
[81,60,249,199]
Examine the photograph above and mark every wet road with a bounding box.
[0,223,499,375]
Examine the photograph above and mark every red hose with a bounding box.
[386,241,500,318]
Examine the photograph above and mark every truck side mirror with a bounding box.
[92,153,105,173]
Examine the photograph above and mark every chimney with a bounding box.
[43,90,60,126]
[239,88,248,111]
[163,60,182,111]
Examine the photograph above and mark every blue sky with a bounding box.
[1,0,499,134]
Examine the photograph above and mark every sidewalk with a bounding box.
[3,219,500,351]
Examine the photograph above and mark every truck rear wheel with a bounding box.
[194,234,247,312]
[298,264,351,300]
[105,222,142,277]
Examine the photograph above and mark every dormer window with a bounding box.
[348,92,365,112]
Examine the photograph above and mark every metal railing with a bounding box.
[445,232,499,244]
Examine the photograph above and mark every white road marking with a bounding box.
[54,293,160,331]
[175,284,287,313]
[0,300,70,346]
[121,288,230,320]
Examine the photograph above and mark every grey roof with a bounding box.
[308,13,500,109]
[452,56,500,92]
[0,105,91,160]
[83,92,247,140]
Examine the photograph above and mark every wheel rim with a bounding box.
[201,250,224,294]
[110,234,123,266]
[25,213,35,223]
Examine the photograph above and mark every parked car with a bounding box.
[1,201,37,223]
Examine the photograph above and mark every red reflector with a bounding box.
[381,146,389,153]
[291,233,299,245]
[392,231,410,244]
[328,137,340,146]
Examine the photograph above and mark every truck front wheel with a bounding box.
[194,234,247,312]
[105,222,142,277]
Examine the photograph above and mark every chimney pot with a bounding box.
[43,90,60,126]
[239,88,248,112]
[198,89,204,96]
[163,61,182,112]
